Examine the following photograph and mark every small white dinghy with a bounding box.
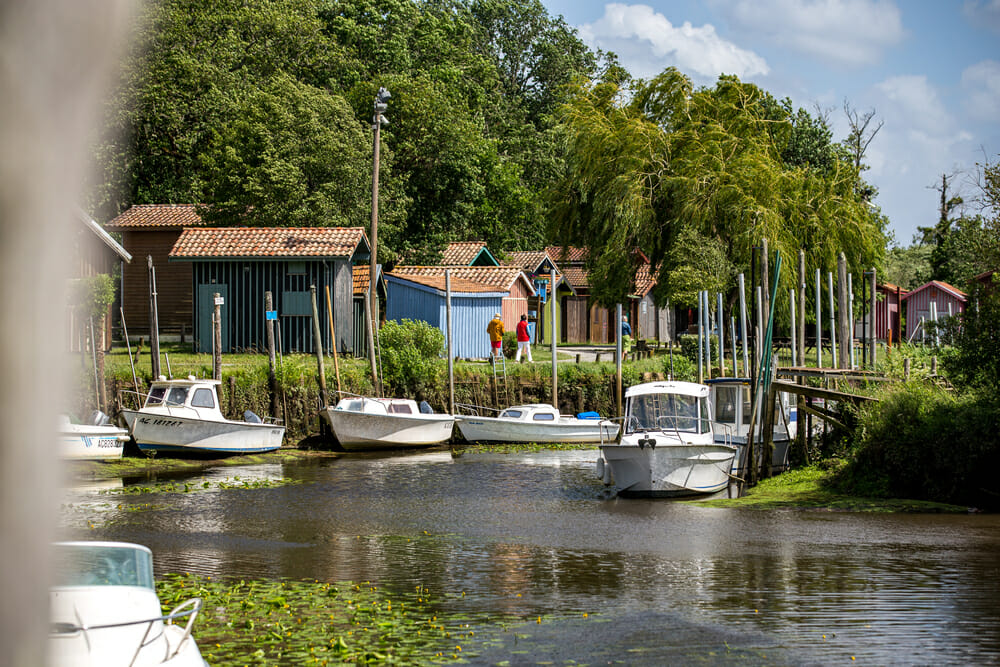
[597,381,737,498]
[48,541,207,667]
[120,376,284,455]
[456,404,619,444]
[58,412,129,461]
[321,395,455,451]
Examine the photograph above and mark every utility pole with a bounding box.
[368,87,390,396]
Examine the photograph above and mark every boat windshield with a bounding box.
[51,544,155,589]
[500,409,523,419]
[627,393,711,434]
[144,386,166,407]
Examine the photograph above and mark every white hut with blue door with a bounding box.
[385,266,536,359]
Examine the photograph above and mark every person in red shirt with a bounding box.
[515,314,533,363]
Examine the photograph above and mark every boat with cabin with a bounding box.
[707,377,798,476]
[58,411,129,461]
[455,403,619,444]
[48,541,207,666]
[119,376,284,455]
[321,395,455,451]
[596,381,737,497]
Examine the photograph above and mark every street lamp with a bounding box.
[368,87,390,395]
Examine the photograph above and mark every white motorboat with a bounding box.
[59,412,129,461]
[321,396,455,451]
[120,377,284,455]
[707,378,798,476]
[48,541,208,667]
[455,404,619,444]
[596,381,737,497]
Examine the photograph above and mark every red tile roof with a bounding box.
[633,263,656,297]
[390,272,499,293]
[502,250,559,274]
[389,265,532,293]
[105,204,206,230]
[442,242,489,265]
[169,227,368,259]
[545,246,588,264]
[560,265,590,289]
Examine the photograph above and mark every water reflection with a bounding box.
[59,450,1000,664]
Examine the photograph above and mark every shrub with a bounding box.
[501,331,517,359]
[377,319,446,399]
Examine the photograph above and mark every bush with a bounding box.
[678,333,720,365]
[377,319,446,399]
[836,382,1000,508]
[501,331,517,359]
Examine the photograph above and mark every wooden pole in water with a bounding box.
[446,270,455,416]
[798,250,806,367]
[827,271,837,368]
[550,269,557,410]
[697,291,704,384]
[738,273,749,375]
[265,291,279,419]
[324,286,342,395]
[310,285,327,406]
[790,288,797,368]
[837,253,850,370]
[147,255,161,379]
[615,303,623,418]
[213,292,222,381]
[717,292,725,377]
[868,269,877,366]
[815,268,822,368]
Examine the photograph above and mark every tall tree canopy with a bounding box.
[548,69,887,309]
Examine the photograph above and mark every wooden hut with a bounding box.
[440,241,499,267]
[631,262,674,344]
[901,280,967,342]
[168,227,370,355]
[385,266,535,358]
[352,264,387,355]
[500,250,574,344]
[105,204,206,340]
[70,209,132,351]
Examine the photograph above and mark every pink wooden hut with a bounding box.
[901,280,967,342]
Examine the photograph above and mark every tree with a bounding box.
[841,100,883,201]
[548,69,886,310]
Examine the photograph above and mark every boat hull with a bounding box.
[321,407,454,450]
[59,427,128,461]
[600,441,737,497]
[122,410,284,455]
[456,416,619,444]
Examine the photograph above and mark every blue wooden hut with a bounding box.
[385,268,533,358]
[169,226,370,355]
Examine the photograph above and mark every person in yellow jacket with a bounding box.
[486,312,504,363]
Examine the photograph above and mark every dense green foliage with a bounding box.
[377,318,447,398]
[69,274,115,321]
[548,68,886,312]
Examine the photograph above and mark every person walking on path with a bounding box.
[621,315,633,361]
[486,312,504,363]
[515,314,533,363]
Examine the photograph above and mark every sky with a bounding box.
[539,0,1000,247]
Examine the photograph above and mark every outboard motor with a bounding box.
[89,410,110,426]
[243,410,262,423]
[419,401,434,414]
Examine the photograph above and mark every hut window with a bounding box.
[287,261,307,275]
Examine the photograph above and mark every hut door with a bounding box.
[197,284,229,354]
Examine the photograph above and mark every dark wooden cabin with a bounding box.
[168,227,370,355]
[104,204,205,340]
[70,209,132,350]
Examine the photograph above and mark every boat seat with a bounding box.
[419,401,434,414]
[243,410,262,423]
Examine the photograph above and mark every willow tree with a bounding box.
[548,68,886,311]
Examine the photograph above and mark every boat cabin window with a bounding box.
[51,544,155,589]
[532,412,555,421]
[165,387,189,406]
[627,393,710,434]
[714,386,739,424]
[144,386,166,407]
[502,409,523,418]
[191,388,216,409]
[387,403,412,414]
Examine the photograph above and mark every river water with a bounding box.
[61,450,1000,665]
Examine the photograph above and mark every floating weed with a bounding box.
[157,574,537,665]
[100,477,303,496]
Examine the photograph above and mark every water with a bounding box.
[61,450,1000,664]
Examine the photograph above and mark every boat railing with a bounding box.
[454,402,502,417]
[713,422,734,448]
[50,596,202,666]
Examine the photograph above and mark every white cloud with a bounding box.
[962,0,1000,34]
[713,0,905,67]
[578,3,769,81]
[961,60,1000,121]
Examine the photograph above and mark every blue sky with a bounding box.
[540,0,1000,247]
